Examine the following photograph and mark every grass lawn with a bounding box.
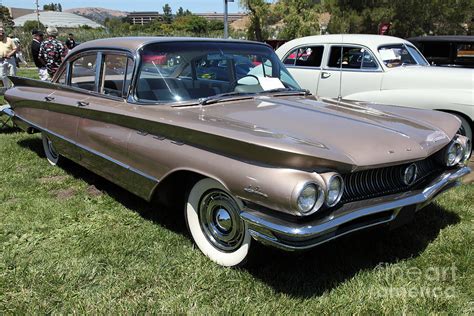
[0,70,473,314]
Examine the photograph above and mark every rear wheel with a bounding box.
[41,133,60,165]
[185,178,251,267]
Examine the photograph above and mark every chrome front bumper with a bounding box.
[240,166,471,251]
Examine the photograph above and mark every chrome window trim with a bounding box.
[60,48,136,101]
[324,44,383,72]
[285,65,322,70]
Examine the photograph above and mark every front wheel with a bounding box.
[185,178,251,267]
[41,133,60,165]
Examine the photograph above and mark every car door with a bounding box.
[282,45,324,95]
[317,45,383,99]
[316,44,342,98]
[41,64,84,160]
[75,52,137,188]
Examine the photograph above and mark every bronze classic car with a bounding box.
[3,37,471,267]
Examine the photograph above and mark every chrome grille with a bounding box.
[341,157,440,203]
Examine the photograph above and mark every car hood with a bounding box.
[383,66,474,91]
[163,95,459,172]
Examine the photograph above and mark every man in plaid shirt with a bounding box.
[39,27,67,79]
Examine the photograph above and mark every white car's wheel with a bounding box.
[186,178,251,267]
[42,133,60,166]
[454,114,472,143]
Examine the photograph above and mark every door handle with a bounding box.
[44,96,55,101]
[77,101,89,107]
[321,72,331,79]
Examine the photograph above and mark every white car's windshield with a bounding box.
[136,41,302,103]
[378,44,429,68]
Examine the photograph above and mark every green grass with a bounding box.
[0,70,473,314]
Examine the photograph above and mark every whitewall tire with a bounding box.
[186,178,251,267]
[41,133,60,166]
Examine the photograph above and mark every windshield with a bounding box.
[378,44,429,68]
[136,41,301,103]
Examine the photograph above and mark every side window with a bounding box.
[328,46,378,69]
[70,53,97,91]
[283,49,298,65]
[283,46,324,67]
[102,54,133,97]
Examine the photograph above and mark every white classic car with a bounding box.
[275,34,474,141]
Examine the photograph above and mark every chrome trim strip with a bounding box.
[286,65,322,70]
[13,113,159,184]
[241,166,470,251]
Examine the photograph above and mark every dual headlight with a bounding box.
[439,135,471,167]
[294,172,344,216]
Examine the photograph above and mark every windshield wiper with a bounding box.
[198,92,255,105]
[259,88,310,95]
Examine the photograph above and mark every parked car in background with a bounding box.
[276,34,474,142]
[407,35,474,68]
[3,37,471,267]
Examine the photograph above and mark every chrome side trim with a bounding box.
[241,166,470,251]
[12,113,159,199]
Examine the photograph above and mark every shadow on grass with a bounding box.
[17,137,187,234]
[18,136,461,298]
[0,123,22,134]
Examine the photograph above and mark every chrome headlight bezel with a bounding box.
[455,135,472,163]
[322,172,345,207]
[292,182,325,216]
[441,136,465,167]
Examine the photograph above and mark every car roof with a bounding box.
[281,34,410,47]
[74,36,269,53]
[407,35,474,43]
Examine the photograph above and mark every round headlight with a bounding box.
[297,184,318,214]
[445,141,463,167]
[326,174,344,207]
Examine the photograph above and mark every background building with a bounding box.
[126,12,161,25]
[13,11,102,28]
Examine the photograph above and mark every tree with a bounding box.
[0,5,14,28]
[323,0,473,37]
[162,4,173,24]
[22,20,45,33]
[240,0,269,41]
[43,2,62,12]
[176,7,192,17]
[275,0,321,39]
[174,15,208,34]
[208,20,225,31]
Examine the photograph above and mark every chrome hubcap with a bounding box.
[215,208,232,232]
[199,190,244,252]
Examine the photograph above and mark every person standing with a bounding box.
[11,35,28,67]
[39,27,66,78]
[0,27,18,89]
[65,33,76,50]
[31,30,48,81]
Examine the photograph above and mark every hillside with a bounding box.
[65,7,128,24]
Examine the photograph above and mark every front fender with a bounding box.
[346,89,474,121]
